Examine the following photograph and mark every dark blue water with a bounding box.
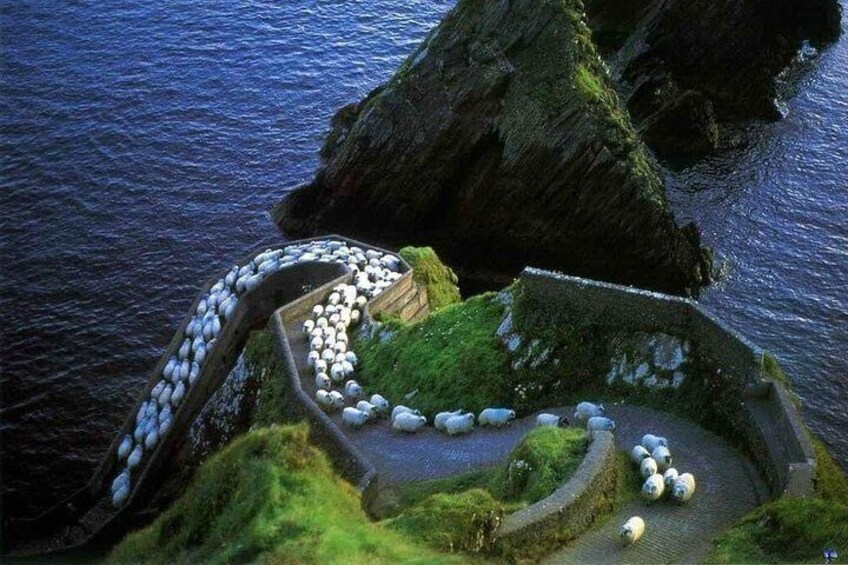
[1,0,845,520]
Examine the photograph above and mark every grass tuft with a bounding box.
[399,246,461,312]
[109,424,462,564]
[355,293,512,417]
[706,497,848,564]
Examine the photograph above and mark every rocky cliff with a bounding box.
[274,0,711,296]
[585,0,842,160]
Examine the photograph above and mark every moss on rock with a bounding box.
[399,246,460,312]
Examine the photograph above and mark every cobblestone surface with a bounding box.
[289,323,768,563]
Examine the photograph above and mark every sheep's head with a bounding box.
[598,403,605,415]
[673,484,686,499]
[508,410,516,421]
[558,416,569,427]
[620,524,634,541]
[642,481,658,496]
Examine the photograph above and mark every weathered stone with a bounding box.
[274,0,711,296]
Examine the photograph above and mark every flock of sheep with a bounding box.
[108,240,404,508]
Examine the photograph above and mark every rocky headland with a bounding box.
[274,0,712,296]
[584,0,843,159]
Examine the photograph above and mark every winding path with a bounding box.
[290,315,768,563]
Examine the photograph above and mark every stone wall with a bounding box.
[495,431,618,561]
[520,267,816,498]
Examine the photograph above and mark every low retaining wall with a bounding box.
[520,267,816,498]
[495,431,618,562]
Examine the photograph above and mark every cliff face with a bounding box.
[275,0,710,296]
[585,0,842,160]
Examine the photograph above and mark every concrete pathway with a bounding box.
[289,322,768,564]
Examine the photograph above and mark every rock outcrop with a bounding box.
[585,0,842,160]
[275,0,711,296]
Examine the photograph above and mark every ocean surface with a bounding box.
[1,0,845,520]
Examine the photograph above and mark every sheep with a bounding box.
[117,435,132,461]
[445,414,475,436]
[345,351,358,366]
[180,359,190,381]
[111,469,130,494]
[435,410,465,432]
[321,348,337,363]
[640,457,658,479]
[342,407,370,429]
[112,484,130,507]
[355,400,378,420]
[391,405,420,422]
[671,473,696,503]
[171,381,186,407]
[315,390,335,411]
[307,350,320,367]
[314,359,328,376]
[315,372,331,391]
[330,363,345,383]
[478,408,516,428]
[630,445,651,465]
[393,412,427,433]
[641,473,665,501]
[157,384,173,408]
[620,516,645,545]
[144,428,159,450]
[370,394,389,416]
[641,434,669,452]
[316,317,329,329]
[178,339,191,360]
[334,352,347,365]
[312,304,324,317]
[586,416,616,432]
[310,337,324,351]
[344,380,364,400]
[302,319,315,334]
[333,341,347,354]
[127,445,143,469]
[663,468,679,491]
[651,445,673,471]
[163,357,178,381]
[574,401,604,422]
[328,390,345,410]
[536,413,569,428]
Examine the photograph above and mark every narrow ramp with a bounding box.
[544,405,767,564]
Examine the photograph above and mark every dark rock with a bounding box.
[274,0,711,296]
[585,0,842,158]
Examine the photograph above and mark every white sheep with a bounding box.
[586,416,615,432]
[310,337,324,351]
[651,445,673,471]
[328,390,345,410]
[111,469,130,494]
[345,351,358,366]
[355,400,378,420]
[435,410,465,431]
[630,445,651,465]
[370,394,389,416]
[307,350,320,367]
[536,413,568,428]
[312,304,324,318]
[641,434,669,452]
[344,380,364,400]
[302,319,315,334]
[671,473,696,503]
[641,473,665,501]
[171,381,185,407]
[117,435,132,461]
[314,359,328,376]
[112,484,130,507]
[574,401,604,422]
[321,348,337,363]
[620,516,645,545]
[342,407,370,429]
[478,408,516,427]
[445,414,475,436]
[315,390,336,411]
[330,363,345,383]
[393,412,427,433]
[391,405,420,422]
[341,360,354,376]
[127,445,143,469]
[640,457,658,479]
[315,372,331,391]
[663,468,679,491]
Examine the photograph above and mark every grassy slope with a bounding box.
[399,246,461,312]
[244,330,291,427]
[109,425,463,564]
[356,293,512,417]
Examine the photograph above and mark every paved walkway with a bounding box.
[543,404,768,564]
[289,323,768,563]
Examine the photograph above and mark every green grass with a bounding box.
[109,424,464,565]
[490,427,589,504]
[243,330,290,427]
[386,489,504,554]
[812,436,848,505]
[355,293,512,417]
[706,497,848,564]
[399,246,461,312]
[378,469,500,519]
